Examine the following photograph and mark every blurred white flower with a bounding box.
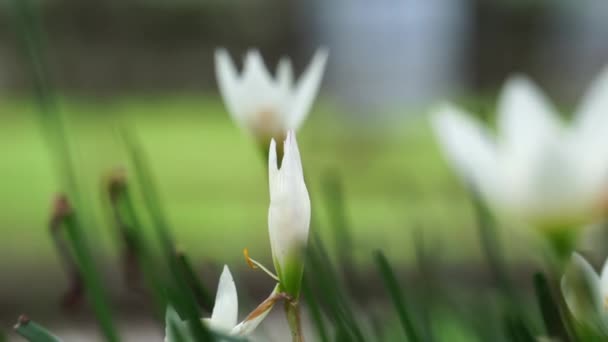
[561,253,608,332]
[164,266,273,341]
[432,70,608,229]
[268,130,311,296]
[215,48,328,145]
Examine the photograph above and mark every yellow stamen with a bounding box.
[243,248,279,282]
[243,248,258,269]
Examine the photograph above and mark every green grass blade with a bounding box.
[302,277,329,342]
[63,212,120,342]
[8,0,79,198]
[107,176,170,316]
[374,250,420,342]
[175,251,214,312]
[321,172,353,274]
[412,230,437,342]
[533,272,571,341]
[122,131,212,341]
[14,316,62,342]
[503,313,535,342]
[307,234,366,341]
[470,189,514,300]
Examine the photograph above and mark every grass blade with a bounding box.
[14,315,62,342]
[122,131,212,341]
[374,250,420,342]
[106,173,170,315]
[175,251,215,312]
[302,277,329,342]
[470,189,514,300]
[321,171,354,276]
[534,272,571,341]
[63,210,120,342]
[307,234,366,342]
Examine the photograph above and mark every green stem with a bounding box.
[544,227,578,274]
[285,300,304,342]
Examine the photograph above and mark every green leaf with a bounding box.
[305,235,365,342]
[374,250,420,342]
[123,131,212,341]
[534,272,572,341]
[176,251,215,312]
[14,316,62,342]
[302,278,329,342]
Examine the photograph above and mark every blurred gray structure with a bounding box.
[312,0,471,117]
[0,0,608,110]
[545,0,608,102]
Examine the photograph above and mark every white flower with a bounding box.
[431,70,608,229]
[562,253,608,332]
[215,48,328,144]
[164,266,272,341]
[268,130,311,296]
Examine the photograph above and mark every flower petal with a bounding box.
[210,265,239,331]
[600,256,608,300]
[431,103,497,195]
[287,48,328,130]
[215,49,245,127]
[268,138,279,188]
[497,75,561,156]
[276,57,294,94]
[574,65,608,137]
[242,49,274,91]
[230,285,280,336]
[562,253,604,328]
[572,66,608,201]
[268,131,310,272]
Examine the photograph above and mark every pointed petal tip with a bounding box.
[268,138,278,173]
[287,129,296,142]
[313,47,329,64]
[244,49,264,67]
[221,264,231,277]
[431,102,467,126]
[214,47,229,59]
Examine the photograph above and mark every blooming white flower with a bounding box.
[431,70,608,230]
[268,130,311,297]
[562,253,608,332]
[215,48,328,144]
[164,266,273,341]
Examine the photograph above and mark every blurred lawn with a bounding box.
[0,96,535,273]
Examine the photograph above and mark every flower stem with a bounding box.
[285,300,304,342]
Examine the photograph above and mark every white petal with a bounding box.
[268,131,311,270]
[561,253,603,322]
[235,50,289,138]
[497,75,561,156]
[210,265,238,331]
[230,285,280,336]
[600,256,608,299]
[215,49,245,127]
[431,103,497,196]
[574,65,608,137]
[276,57,294,93]
[287,48,328,130]
[268,138,279,190]
[572,66,608,200]
[242,49,274,90]
[230,309,272,336]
